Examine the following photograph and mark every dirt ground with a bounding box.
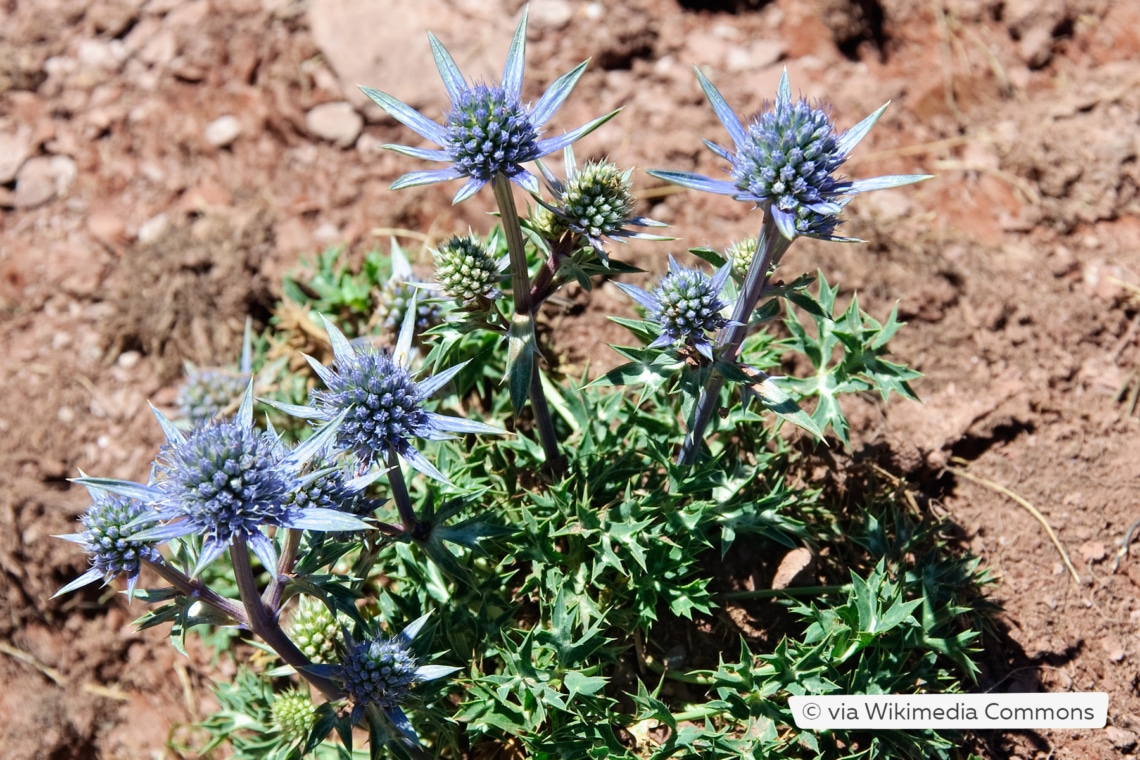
[2,0,1139,757]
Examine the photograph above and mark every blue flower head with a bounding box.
[74,383,369,578]
[273,312,503,485]
[53,483,163,599]
[360,7,618,204]
[649,68,930,241]
[177,368,249,424]
[176,316,256,424]
[617,256,732,361]
[307,613,460,731]
[537,146,669,259]
[377,238,443,335]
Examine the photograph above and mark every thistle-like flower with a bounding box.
[617,256,732,360]
[377,279,443,334]
[283,451,378,519]
[288,596,342,665]
[360,8,617,204]
[537,146,668,258]
[176,318,255,424]
[53,483,163,599]
[75,383,369,577]
[271,688,317,742]
[307,613,459,731]
[375,236,444,339]
[177,368,249,424]
[273,313,503,484]
[724,237,759,281]
[433,234,505,303]
[649,69,929,241]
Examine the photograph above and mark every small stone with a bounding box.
[1017,25,1054,68]
[305,102,363,148]
[14,155,78,208]
[87,211,127,248]
[771,547,816,590]
[726,40,785,72]
[0,128,33,184]
[1107,726,1137,751]
[1102,636,1126,663]
[137,213,169,244]
[205,115,242,147]
[313,222,339,245]
[76,39,126,71]
[1078,541,1107,564]
[529,0,573,30]
[1083,259,1126,302]
[137,29,178,67]
[116,351,142,369]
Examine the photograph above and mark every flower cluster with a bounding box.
[360,8,616,203]
[50,13,940,759]
[618,257,732,360]
[724,237,759,282]
[274,316,502,484]
[433,234,504,302]
[288,596,342,665]
[177,368,249,424]
[377,277,442,334]
[53,485,162,599]
[74,383,368,578]
[649,69,928,241]
[271,689,317,741]
[176,318,256,424]
[308,614,458,730]
[536,148,667,258]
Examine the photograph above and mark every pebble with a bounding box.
[87,211,127,248]
[205,114,242,147]
[726,40,785,72]
[0,128,33,184]
[305,101,363,147]
[1107,726,1138,751]
[137,212,170,244]
[76,39,126,71]
[1017,25,1054,68]
[14,155,78,208]
[529,0,573,30]
[771,547,815,589]
[1077,541,1107,564]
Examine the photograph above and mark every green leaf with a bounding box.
[564,670,608,698]
[506,313,535,415]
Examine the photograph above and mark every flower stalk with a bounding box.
[678,205,790,464]
[231,536,344,701]
[493,173,563,472]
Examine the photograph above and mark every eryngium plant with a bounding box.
[51,9,982,760]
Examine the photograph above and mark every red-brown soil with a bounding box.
[2,0,1138,757]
